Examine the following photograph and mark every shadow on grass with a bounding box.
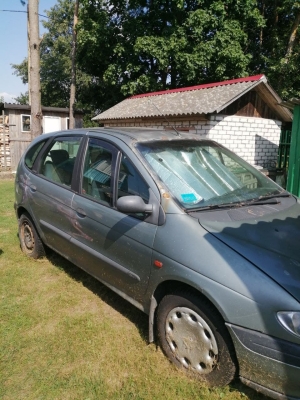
[46,249,149,343]
[46,249,267,400]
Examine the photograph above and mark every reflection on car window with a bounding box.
[138,140,280,209]
[39,137,81,186]
[117,154,149,203]
[25,140,46,169]
[82,140,113,206]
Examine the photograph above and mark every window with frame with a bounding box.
[39,137,81,186]
[117,154,149,204]
[21,114,31,132]
[25,140,47,169]
[82,140,113,206]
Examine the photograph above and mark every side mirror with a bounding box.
[117,196,153,214]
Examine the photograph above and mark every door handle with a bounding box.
[29,185,37,192]
[76,208,86,218]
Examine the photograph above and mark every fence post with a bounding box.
[287,104,300,196]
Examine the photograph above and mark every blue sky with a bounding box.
[0,0,58,102]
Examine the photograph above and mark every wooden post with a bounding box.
[69,0,79,129]
[28,0,42,138]
[2,110,7,170]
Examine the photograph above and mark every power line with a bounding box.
[0,9,49,18]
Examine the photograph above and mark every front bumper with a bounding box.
[227,324,300,400]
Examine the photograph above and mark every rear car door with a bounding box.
[70,136,160,304]
[28,135,83,258]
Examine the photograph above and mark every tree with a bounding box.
[78,0,264,97]
[28,0,42,137]
[249,0,300,99]
[69,0,79,129]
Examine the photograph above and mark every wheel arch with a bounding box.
[148,279,228,343]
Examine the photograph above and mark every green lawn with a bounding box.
[0,179,266,400]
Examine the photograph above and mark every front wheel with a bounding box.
[156,292,237,386]
[19,213,45,259]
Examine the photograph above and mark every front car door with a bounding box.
[70,136,160,305]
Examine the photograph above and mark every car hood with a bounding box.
[198,202,300,302]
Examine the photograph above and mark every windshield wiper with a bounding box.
[190,192,291,212]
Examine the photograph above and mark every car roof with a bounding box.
[47,127,207,146]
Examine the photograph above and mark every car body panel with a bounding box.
[197,200,300,302]
[70,194,157,302]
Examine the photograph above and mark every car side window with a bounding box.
[39,137,81,186]
[82,140,113,206]
[117,154,150,203]
[25,140,47,170]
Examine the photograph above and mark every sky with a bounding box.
[0,0,58,103]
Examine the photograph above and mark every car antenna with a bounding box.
[135,82,181,137]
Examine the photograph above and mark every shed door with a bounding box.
[43,116,61,133]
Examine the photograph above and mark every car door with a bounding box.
[70,136,160,304]
[28,135,83,258]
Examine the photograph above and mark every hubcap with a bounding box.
[22,222,34,253]
[165,307,218,374]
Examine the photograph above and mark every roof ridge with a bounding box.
[129,74,265,99]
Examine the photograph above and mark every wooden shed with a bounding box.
[0,103,84,170]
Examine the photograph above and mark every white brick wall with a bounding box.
[103,114,282,167]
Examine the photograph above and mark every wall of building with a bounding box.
[103,114,282,167]
[3,108,83,170]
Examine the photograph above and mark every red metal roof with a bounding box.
[130,74,265,99]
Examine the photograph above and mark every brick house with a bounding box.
[93,75,292,168]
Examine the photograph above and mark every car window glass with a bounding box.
[39,137,81,186]
[25,140,46,169]
[82,140,113,206]
[117,154,150,204]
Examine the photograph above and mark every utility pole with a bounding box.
[69,0,79,129]
[28,0,42,137]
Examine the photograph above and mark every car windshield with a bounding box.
[137,140,283,210]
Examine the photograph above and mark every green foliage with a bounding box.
[78,0,264,98]
[10,0,300,117]
[13,92,29,105]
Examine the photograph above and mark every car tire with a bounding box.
[156,291,237,387]
[19,213,45,259]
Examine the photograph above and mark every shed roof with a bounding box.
[93,75,292,122]
[0,103,84,114]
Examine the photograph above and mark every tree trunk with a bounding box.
[28,0,42,138]
[69,0,79,129]
[285,11,300,61]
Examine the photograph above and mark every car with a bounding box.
[15,127,300,399]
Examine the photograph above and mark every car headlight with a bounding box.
[277,312,300,337]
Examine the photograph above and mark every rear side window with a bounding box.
[25,141,46,170]
[39,137,81,186]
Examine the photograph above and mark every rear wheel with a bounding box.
[156,291,237,386]
[19,213,45,259]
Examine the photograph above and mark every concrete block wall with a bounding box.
[104,114,282,167]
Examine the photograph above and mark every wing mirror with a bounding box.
[117,196,153,214]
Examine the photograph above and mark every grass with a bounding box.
[0,179,267,400]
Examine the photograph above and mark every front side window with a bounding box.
[137,140,282,210]
[82,139,113,206]
[39,137,81,186]
[117,154,149,203]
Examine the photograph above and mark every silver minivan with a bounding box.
[15,128,300,399]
